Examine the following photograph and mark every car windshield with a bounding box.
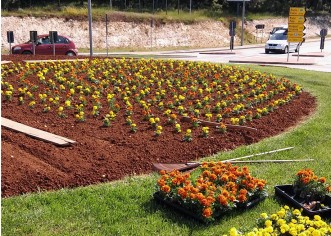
[270,32,287,40]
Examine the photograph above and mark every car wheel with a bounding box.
[265,49,270,54]
[22,51,32,55]
[66,51,76,56]
[283,46,289,54]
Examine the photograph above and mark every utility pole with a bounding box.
[88,0,93,56]
[241,0,245,46]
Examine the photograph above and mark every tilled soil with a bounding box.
[1,55,316,198]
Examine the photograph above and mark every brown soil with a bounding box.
[1,55,317,198]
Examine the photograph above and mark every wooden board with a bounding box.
[1,61,12,64]
[1,117,75,146]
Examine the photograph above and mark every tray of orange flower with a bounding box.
[275,185,331,217]
[275,168,331,217]
[154,162,268,223]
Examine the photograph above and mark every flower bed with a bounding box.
[1,58,303,141]
[154,162,267,222]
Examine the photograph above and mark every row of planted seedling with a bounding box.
[1,58,302,141]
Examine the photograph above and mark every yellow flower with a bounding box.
[292,209,301,216]
[313,215,321,221]
[229,227,238,236]
[265,220,272,227]
[311,229,321,236]
[280,224,289,233]
[260,213,268,219]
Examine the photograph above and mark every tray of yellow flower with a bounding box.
[275,169,331,217]
[154,162,268,223]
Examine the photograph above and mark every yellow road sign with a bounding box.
[288,23,305,32]
[288,36,303,42]
[289,15,305,24]
[289,7,306,16]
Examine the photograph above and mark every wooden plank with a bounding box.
[1,117,75,146]
[1,61,12,65]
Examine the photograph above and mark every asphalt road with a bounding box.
[86,38,331,73]
[156,38,331,73]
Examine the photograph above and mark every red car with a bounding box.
[11,34,78,56]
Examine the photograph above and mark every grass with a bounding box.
[2,65,331,235]
[0,5,292,24]
[1,7,223,23]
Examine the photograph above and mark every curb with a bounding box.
[228,60,315,65]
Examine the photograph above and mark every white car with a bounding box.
[265,29,300,54]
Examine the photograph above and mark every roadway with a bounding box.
[85,38,331,73]
[160,38,331,73]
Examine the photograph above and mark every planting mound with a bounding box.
[1,55,316,197]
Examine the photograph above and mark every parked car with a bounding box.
[265,29,300,54]
[11,34,78,56]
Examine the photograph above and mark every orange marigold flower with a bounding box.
[257,181,266,190]
[319,177,326,183]
[161,185,171,193]
[303,177,311,184]
[246,183,255,190]
[159,170,166,175]
[222,189,230,198]
[202,207,213,218]
[200,198,209,207]
[218,195,228,206]
[238,194,247,203]
[210,174,217,181]
[242,166,249,174]
[203,170,211,177]
[239,188,248,195]
[196,193,204,201]
[229,195,236,202]
[178,188,187,199]
[191,187,199,194]
[157,179,165,187]
[221,174,229,182]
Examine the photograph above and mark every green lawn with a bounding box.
[2,64,330,236]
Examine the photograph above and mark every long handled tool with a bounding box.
[153,146,296,172]
[222,146,294,162]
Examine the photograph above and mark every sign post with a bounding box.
[30,31,38,56]
[106,14,109,56]
[227,0,251,46]
[287,7,306,62]
[320,29,327,52]
[255,24,265,43]
[49,31,58,56]
[7,31,14,55]
[150,18,154,50]
[229,20,236,51]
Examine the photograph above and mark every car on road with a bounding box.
[269,25,287,35]
[265,29,300,54]
[11,34,78,56]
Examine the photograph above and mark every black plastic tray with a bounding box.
[274,185,331,217]
[154,191,265,223]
